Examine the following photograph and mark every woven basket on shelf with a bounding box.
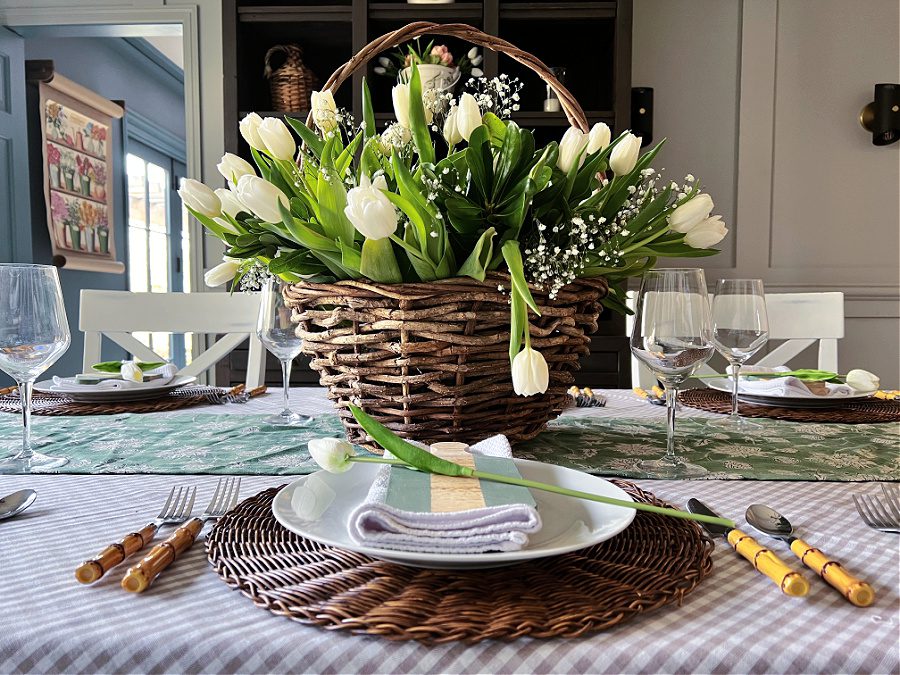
[264,44,319,112]
[286,23,601,450]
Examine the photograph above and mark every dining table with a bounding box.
[0,387,897,675]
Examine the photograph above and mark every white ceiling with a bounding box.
[143,35,183,69]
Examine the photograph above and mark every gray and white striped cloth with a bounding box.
[0,391,897,674]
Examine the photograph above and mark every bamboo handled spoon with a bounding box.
[745,503,875,607]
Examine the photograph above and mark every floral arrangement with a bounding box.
[180,65,727,396]
[373,39,483,80]
[46,143,61,166]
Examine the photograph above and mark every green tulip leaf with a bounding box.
[407,65,435,165]
[361,77,376,140]
[284,116,325,160]
[360,237,403,283]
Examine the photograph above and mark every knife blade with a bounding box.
[687,498,809,597]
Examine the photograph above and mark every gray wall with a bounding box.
[22,37,184,379]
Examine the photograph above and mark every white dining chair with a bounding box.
[79,290,267,388]
[630,291,845,388]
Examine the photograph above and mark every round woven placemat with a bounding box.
[206,482,714,644]
[680,388,900,424]
[0,385,257,416]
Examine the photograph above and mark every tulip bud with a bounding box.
[845,369,880,393]
[233,174,290,224]
[471,68,484,78]
[511,346,550,396]
[239,112,266,152]
[344,174,398,240]
[443,106,463,146]
[310,90,338,133]
[609,132,642,175]
[308,437,356,473]
[378,123,412,155]
[120,361,143,383]
[378,56,391,68]
[391,83,411,129]
[467,47,478,60]
[257,117,296,160]
[456,92,482,142]
[557,127,590,173]
[668,193,714,233]
[684,215,728,249]
[215,188,246,220]
[216,153,255,188]
[178,179,221,218]
[204,258,241,287]
[586,122,611,155]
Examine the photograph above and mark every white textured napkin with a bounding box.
[731,365,854,398]
[348,435,542,554]
[51,363,179,392]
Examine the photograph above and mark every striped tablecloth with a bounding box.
[0,390,897,674]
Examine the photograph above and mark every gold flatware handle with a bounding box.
[121,518,202,593]
[790,538,875,607]
[75,522,158,584]
[728,529,809,596]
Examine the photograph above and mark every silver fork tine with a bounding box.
[853,495,877,528]
[179,487,197,520]
[208,478,224,514]
[222,477,240,512]
[865,494,893,527]
[156,486,179,519]
[881,485,900,521]
[219,477,236,513]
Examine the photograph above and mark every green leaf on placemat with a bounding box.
[92,360,166,373]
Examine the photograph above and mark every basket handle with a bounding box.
[317,21,589,131]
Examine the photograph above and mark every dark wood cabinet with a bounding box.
[218,0,633,389]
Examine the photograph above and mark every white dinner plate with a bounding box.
[707,378,872,409]
[34,375,197,403]
[272,459,636,569]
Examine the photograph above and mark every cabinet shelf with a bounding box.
[238,5,352,22]
[369,2,482,20]
[500,2,617,19]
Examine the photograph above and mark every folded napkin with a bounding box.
[348,436,542,554]
[730,365,854,398]
[51,363,179,392]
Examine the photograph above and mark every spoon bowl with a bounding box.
[0,489,37,520]
[745,503,795,538]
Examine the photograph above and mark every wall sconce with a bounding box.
[859,83,899,146]
[631,87,653,147]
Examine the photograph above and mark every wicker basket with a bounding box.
[264,44,319,112]
[287,23,601,450]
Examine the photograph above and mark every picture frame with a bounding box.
[39,74,125,273]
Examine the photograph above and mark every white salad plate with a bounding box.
[707,378,872,409]
[34,375,197,403]
[272,459,636,570]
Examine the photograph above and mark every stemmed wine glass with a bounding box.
[257,278,310,425]
[710,279,769,428]
[630,268,715,478]
[0,264,71,473]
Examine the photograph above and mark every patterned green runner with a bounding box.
[2,411,897,480]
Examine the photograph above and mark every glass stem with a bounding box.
[280,358,292,414]
[16,380,34,460]
[731,362,742,419]
[665,385,677,462]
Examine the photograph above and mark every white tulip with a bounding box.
[845,369,880,393]
[120,361,143,383]
[344,174,397,240]
[204,258,241,287]
[511,346,550,396]
[684,215,728,249]
[258,117,296,160]
[467,47,478,60]
[668,193,714,233]
[378,123,412,155]
[178,179,221,218]
[443,106,463,146]
[374,66,386,75]
[216,153,255,188]
[308,437,356,473]
[609,132,642,175]
[233,174,290,224]
[586,122,611,155]
[470,55,483,66]
[310,90,338,133]
[456,92,482,142]
[378,56,391,68]
[392,83,411,129]
[471,68,484,78]
[239,112,266,152]
[215,188,246,219]
[557,127,589,173]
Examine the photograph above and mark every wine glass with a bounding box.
[257,278,309,425]
[711,279,769,428]
[0,264,71,473]
[630,268,715,478]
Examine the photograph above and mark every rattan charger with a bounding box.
[286,23,606,450]
[207,482,714,644]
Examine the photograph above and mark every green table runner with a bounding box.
[3,412,897,480]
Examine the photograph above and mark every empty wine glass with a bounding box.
[257,278,309,425]
[711,279,769,428]
[0,264,71,473]
[631,268,715,478]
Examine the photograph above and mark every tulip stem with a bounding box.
[620,219,670,256]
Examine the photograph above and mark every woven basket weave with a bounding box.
[264,44,319,112]
[286,23,602,450]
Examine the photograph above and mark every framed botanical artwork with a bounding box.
[39,74,125,273]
